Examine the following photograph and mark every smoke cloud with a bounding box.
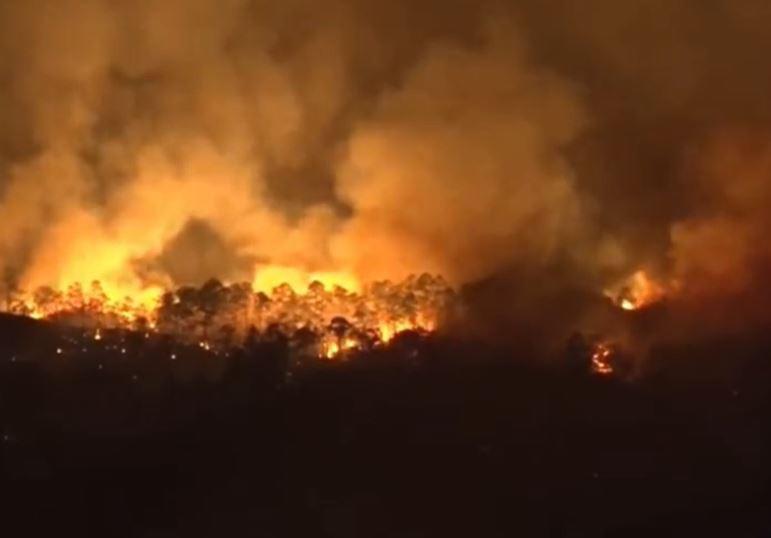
[1,0,770,335]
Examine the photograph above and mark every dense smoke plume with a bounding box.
[1,0,770,338]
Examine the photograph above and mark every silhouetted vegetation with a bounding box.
[1,313,770,536]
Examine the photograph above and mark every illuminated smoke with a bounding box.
[1,0,771,341]
[0,1,586,305]
[604,270,669,312]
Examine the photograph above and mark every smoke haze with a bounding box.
[1,0,770,333]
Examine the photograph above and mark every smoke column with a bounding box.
[0,0,770,334]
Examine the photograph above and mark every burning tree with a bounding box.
[7,273,456,360]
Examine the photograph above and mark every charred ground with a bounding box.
[1,313,770,537]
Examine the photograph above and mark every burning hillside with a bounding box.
[2,265,680,375]
[4,273,455,359]
[4,2,771,536]
[0,0,769,377]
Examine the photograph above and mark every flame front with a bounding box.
[5,273,454,360]
[10,280,161,325]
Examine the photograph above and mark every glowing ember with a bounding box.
[606,270,667,311]
[590,341,615,376]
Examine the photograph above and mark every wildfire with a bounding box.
[321,336,360,359]
[8,280,161,326]
[252,265,361,295]
[590,341,615,376]
[606,270,667,311]
[4,273,454,360]
[378,319,421,343]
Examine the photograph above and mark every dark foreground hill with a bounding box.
[1,314,770,537]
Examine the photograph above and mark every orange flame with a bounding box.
[5,273,452,360]
[606,270,667,311]
[591,341,615,375]
[252,265,361,295]
[321,336,360,359]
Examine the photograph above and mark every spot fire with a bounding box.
[605,270,669,312]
